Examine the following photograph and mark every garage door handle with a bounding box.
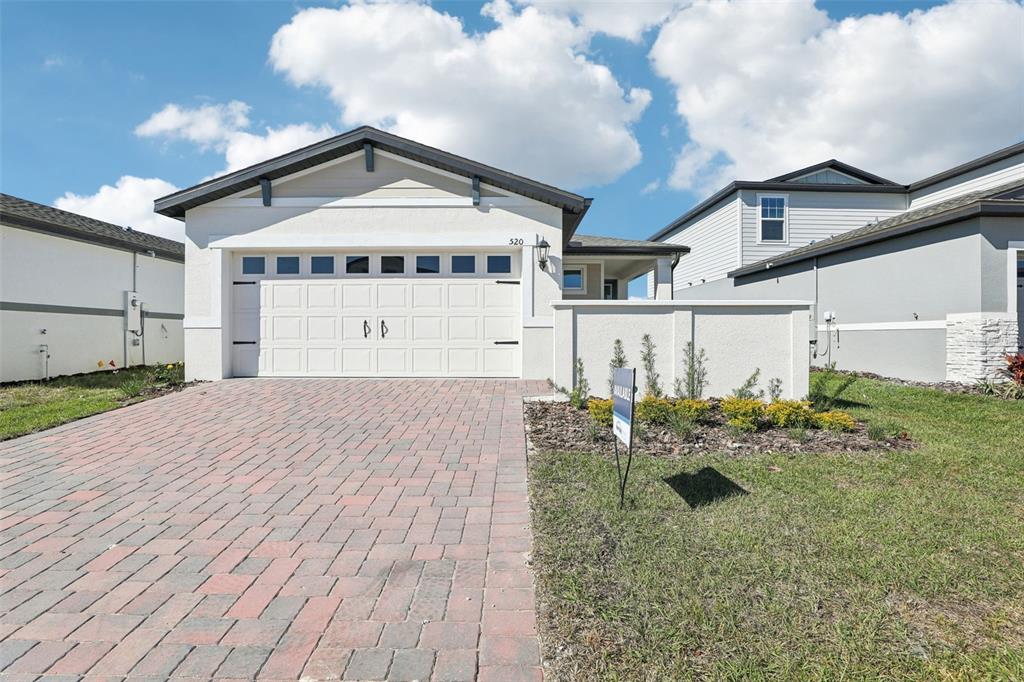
[494,340,519,345]
[363,320,371,338]
[381,319,389,339]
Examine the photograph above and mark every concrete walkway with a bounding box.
[0,378,547,680]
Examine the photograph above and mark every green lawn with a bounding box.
[529,378,1024,680]
[0,364,185,441]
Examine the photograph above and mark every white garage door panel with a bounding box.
[235,276,520,377]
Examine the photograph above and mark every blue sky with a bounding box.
[2,0,1021,245]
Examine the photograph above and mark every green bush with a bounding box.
[765,400,817,428]
[118,377,146,399]
[151,362,185,385]
[675,398,712,423]
[815,410,856,432]
[635,396,676,425]
[666,411,696,439]
[720,396,765,431]
[588,398,613,427]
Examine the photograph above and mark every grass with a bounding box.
[529,376,1024,680]
[0,363,185,441]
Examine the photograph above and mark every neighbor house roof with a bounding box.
[154,126,592,238]
[1,193,184,261]
[909,140,1024,192]
[647,175,906,243]
[766,159,898,185]
[729,180,1024,278]
[564,234,690,256]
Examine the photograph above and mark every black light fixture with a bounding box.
[536,238,550,270]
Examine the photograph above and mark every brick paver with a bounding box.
[0,379,546,679]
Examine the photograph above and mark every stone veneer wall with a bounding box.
[945,313,1019,382]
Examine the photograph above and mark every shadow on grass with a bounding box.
[664,467,748,508]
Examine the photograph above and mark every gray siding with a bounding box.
[788,169,868,185]
[666,196,738,292]
[741,190,907,267]
[909,150,1024,209]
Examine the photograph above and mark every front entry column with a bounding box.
[654,257,674,300]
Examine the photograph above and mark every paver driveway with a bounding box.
[0,378,547,680]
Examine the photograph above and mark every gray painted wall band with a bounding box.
[0,301,184,320]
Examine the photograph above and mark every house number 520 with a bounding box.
[508,238,524,246]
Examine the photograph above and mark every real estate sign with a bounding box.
[612,367,636,446]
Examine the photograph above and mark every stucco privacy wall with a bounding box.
[0,225,184,381]
[183,171,567,380]
[552,301,811,400]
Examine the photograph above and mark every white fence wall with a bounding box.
[552,300,811,400]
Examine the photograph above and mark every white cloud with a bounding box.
[517,0,677,42]
[650,0,1024,193]
[136,101,251,148]
[55,176,183,242]
[268,0,650,188]
[641,179,661,194]
[136,101,335,177]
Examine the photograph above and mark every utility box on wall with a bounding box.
[125,291,142,333]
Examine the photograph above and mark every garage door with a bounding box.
[231,253,521,377]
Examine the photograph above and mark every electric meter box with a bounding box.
[125,291,142,333]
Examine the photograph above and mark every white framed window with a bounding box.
[310,255,334,275]
[345,255,370,275]
[563,267,585,291]
[451,254,476,274]
[379,255,406,275]
[486,254,513,275]
[275,255,301,276]
[757,194,788,243]
[241,255,265,276]
[416,255,441,275]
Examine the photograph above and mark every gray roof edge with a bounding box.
[648,181,907,242]
[155,126,588,219]
[766,159,899,185]
[565,244,691,256]
[909,140,1024,192]
[728,199,1024,278]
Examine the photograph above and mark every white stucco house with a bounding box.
[651,142,1024,383]
[1,194,185,382]
[156,127,813,399]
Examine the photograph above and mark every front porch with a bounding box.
[560,234,684,301]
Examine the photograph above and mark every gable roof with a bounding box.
[766,159,898,185]
[909,139,1024,192]
[729,179,1024,278]
[1,193,184,261]
[154,126,591,235]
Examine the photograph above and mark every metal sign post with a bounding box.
[611,367,636,509]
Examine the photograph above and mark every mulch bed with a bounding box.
[122,381,201,404]
[524,400,913,458]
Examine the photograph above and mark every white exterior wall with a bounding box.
[910,150,1024,209]
[0,224,184,382]
[740,190,906,267]
[553,300,810,400]
[663,196,739,290]
[183,156,566,381]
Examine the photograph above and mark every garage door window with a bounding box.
[242,256,265,275]
[381,255,405,274]
[487,255,512,274]
[452,255,476,274]
[311,256,334,275]
[416,255,441,274]
[346,256,370,274]
[276,256,300,275]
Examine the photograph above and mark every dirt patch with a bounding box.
[124,381,200,404]
[524,400,912,457]
[890,593,1024,653]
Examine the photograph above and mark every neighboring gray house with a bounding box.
[651,142,1024,383]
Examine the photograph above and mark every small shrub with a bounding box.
[765,400,816,428]
[787,427,808,442]
[868,419,904,441]
[815,410,856,432]
[608,339,627,395]
[1003,353,1024,386]
[731,369,764,400]
[548,357,590,409]
[676,342,708,399]
[808,364,857,411]
[768,377,783,402]
[151,362,184,385]
[635,396,676,425]
[726,420,756,438]
[666,411,696,439]
[118,377,146,399]
[720,396,765,431]
[675,398,712,424]
[640,334,663,398]
[588,398,613,427]
[587,418,601,443]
